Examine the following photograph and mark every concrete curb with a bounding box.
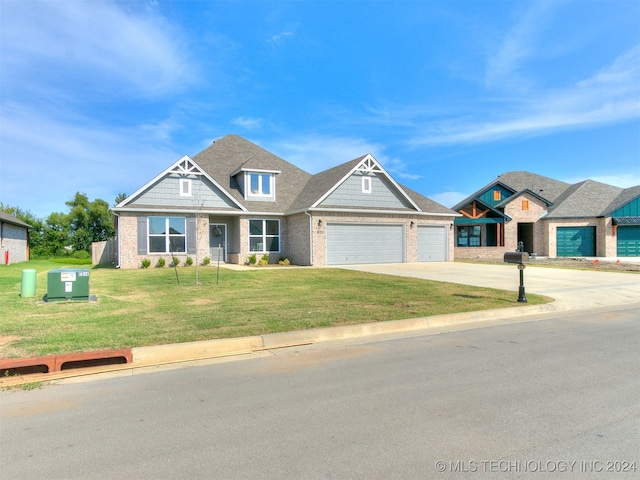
[1,302,569,388]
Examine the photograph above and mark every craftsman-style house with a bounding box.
[113,135,458,268]
[453,171,640,259]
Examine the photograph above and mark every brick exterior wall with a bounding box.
[455,194,549,260]
[310,213,454,265]
[545,217,609,257]
[118,211,455,268]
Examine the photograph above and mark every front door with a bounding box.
[209,224,226,262]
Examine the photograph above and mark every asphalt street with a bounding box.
[1,305,639,479]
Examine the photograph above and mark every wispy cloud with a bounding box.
[408,45,640,147]
[267,31,294,47]
[562,174,640,189]
[485,1,556,89]
[0,0,192,98]
[232,117,264,131]
[0,103,179,217]
[261,135,386,174]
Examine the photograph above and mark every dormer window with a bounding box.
[249,173,272,197]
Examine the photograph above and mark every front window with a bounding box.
[149,217,186,253]
[457,225,481,247]
[249,219,280,252]
[248,173,273,197]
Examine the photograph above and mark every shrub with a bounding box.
[72,250,90,259]
[185,256,193,266]
[248,253,257,265]
[202,256,211,266]
[170,257,180,267]
[141,258,151,269]
[278,257,290,266]
[156,258,166,268]
[258,254,269,267]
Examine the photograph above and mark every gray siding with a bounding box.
[130,175,239,209]
[320,173,413,209]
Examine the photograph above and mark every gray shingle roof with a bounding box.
[192,135,312,213]
[0,211,31,228]
[545,180,622,218]
[192,136,456,215]
[455,170,640,219]
[604,185,640,216]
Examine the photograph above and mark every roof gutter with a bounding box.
[288,207,461,217]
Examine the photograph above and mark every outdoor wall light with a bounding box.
[410,221,415,228]
[318,219,323,227]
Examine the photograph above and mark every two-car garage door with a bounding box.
[326,223,448,265]
[326,224,404,265]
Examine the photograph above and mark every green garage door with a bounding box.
[617,226,640,256]
[327,223,404,265]
[556,227,596,257]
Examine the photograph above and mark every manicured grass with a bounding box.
[0,261,550,358]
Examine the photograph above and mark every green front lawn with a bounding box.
[0,261,550,358]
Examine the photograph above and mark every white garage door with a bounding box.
[417,225,447,261]
[326,224,404,265]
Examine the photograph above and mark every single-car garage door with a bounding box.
[326,224,404,265]
[556,226,596,257]
[417,225,447,261]
[617,226,640,256]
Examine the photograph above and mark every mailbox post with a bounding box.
[503,251,529,303]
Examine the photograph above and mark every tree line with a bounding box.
[1,192,125,258]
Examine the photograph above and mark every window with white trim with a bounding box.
[247,173,273,198]
[249,219,280,252]
[179,179,192,196]
[149,217,186,253]
[362,176,372,193]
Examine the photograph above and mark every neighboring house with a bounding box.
[0,212,31,265]
[453,171,640,259]
[113,135,458,268]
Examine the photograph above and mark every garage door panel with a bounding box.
[556,227,596,257]
[617,226,640,257]
[417,226,447,262]
[327,224,404,265]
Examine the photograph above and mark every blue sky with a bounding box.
[1,0,639,218]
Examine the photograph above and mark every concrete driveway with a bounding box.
[340,262,640,311]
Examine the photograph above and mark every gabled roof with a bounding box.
[116,154,246,211]
[604,185,640,216]
[494,188,553,208]
[192,135,311,213]
[0,211,31,229]
[115,134,456,217]
[453,171,569,211]
[545,180,622,218]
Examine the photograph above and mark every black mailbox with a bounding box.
[504,252,530,264]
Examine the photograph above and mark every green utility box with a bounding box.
[46,268,90,301]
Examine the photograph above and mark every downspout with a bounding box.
[114,212,121,268]
[305,211,313,266]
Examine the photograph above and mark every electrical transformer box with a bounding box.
[46,268,90,301]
